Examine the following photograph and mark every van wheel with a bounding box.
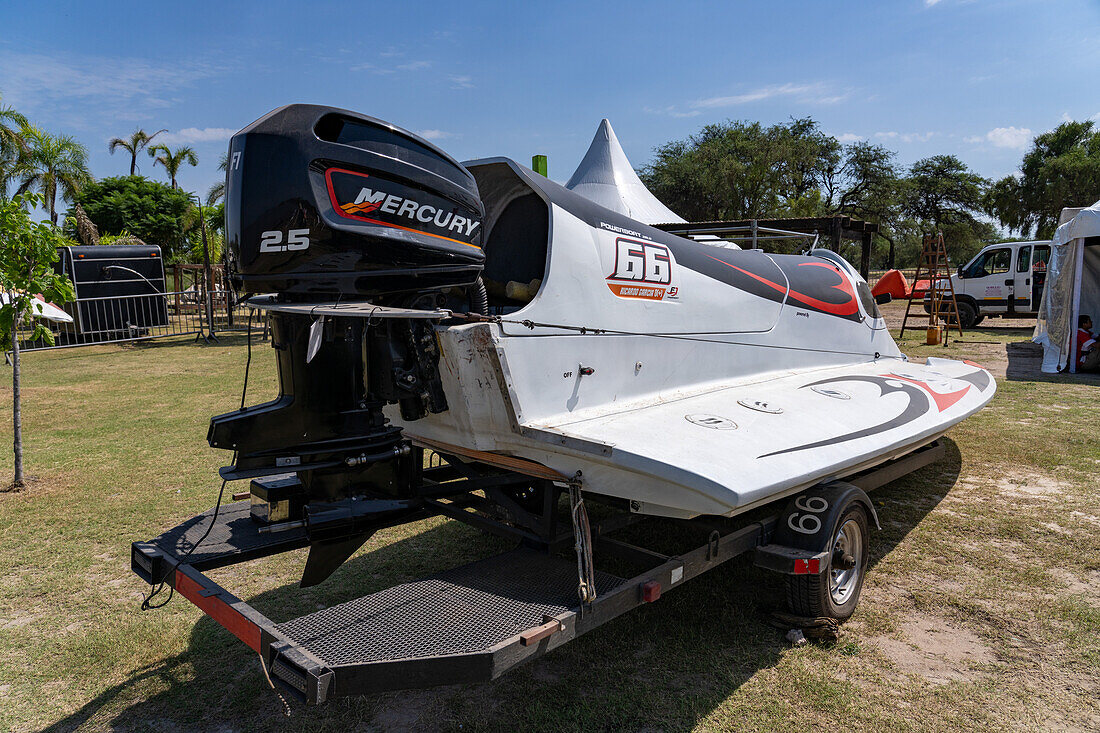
[949,301,977,328]
[972,315,984,326]
[786,504,869,621]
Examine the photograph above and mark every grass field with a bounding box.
[1,305,1099,732]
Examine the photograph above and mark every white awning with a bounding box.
[1033,198,1100,372]
[565,119,685,225]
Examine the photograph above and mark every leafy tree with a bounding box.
[986,121,1100,238]
[0,193,75,488]
[821,143,902,221]
[817,142,906,266]
[68,176,194,260]
[206,151,228,205]
[902,155,988,230]
[640,118,840,221]
[148,144,197,189]
[899,155,993,265]
[14,127,92,225]
[108,128,167,176]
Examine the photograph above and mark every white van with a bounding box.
[925,240,1051,327]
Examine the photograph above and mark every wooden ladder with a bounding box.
[899,233,963,344]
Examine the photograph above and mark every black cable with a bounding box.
[479,314,889,360]
[141,477,229,610]
[241,309,253,410]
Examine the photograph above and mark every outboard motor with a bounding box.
[207,105,486,585]
[223,104,484,297]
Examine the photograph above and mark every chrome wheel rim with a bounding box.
[830,519,863,606]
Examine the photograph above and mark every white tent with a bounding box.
[565,119,685,225]
[1033,198,1100,372]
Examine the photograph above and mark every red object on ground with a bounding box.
[910,279,931,299]
[871,269,911,299]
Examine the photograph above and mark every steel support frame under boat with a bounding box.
[131,441,945,705]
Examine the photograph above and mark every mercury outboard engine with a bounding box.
[207,105,485,585]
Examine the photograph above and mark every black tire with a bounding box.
[972,315,984,326]
[952,301,977,328]
[786,504,870,621]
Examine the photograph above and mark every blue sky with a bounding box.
[2,0,1098,208]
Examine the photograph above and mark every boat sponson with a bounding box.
[510,357,995,517]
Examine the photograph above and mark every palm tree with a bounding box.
[148,144,197,189]
[0,93,29,198]
[108,128,166,175]
[206,151,228,205]
[15,127,92,226]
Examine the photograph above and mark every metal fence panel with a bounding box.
[17,290,206,351]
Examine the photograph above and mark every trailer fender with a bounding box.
[754,481,879,575]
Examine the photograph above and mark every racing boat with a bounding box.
[213,104,993,520]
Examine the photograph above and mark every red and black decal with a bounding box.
[699,252,861,322]
[324,167,482,250]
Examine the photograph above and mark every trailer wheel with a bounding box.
[786,503,869,621]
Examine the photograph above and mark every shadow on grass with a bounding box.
[42,443,961,732]
[127,330,261,351]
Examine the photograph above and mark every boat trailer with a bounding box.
[132,439,944,706]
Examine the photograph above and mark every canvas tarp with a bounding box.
[1033,198,1100,372]
[565,119,686,225]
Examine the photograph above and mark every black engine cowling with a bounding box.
[224,103,485,298]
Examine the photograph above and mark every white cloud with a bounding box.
[836,133,863,143]
[415,129,455,140]
[874,131,935,143]
[449,75,474,89]
[987,126,1032,148]
[0,51,216,115]
[925,0,944,6]
[643,105,701,118]
[691,82,850,109]
[351,59,431,73]
[350,62,395,75]
[967,126,1033,149]
[157,127,236,145]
